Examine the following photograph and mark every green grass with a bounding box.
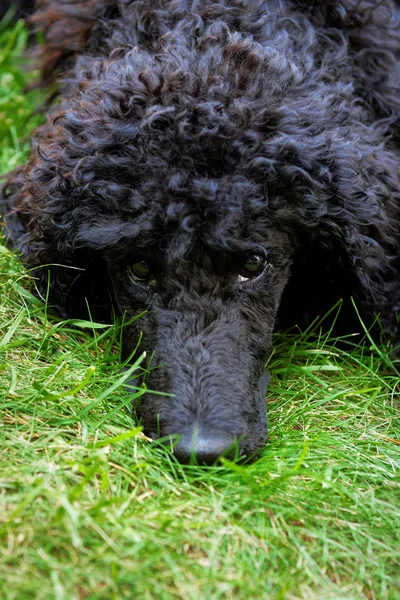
[0,17,43,174]
[0,21,399,600]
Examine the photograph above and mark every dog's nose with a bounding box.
[171,426,238,465]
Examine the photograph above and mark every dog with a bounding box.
[1,0,399,463]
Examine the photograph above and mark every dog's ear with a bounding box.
[277,134,400,336]
[1,167,112,321]
[327,141,400,335]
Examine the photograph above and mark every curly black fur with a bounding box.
[1,0,400,463]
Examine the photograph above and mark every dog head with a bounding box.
[10,31,395,462]
[75,159,294,461]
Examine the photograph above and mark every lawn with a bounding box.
[0,19,399,600]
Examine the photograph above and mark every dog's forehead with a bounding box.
[142,171,272,253]
[143,170,266,228]
[83,178,276,264]
[80,170,271,252]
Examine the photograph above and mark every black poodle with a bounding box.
[1,0,399,463]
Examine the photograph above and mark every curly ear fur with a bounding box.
[1,164,112,319]
[1,0,400,338]
[270,115,400,332]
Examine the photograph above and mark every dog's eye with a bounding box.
[238,253,266,282]
[129,258,156,285]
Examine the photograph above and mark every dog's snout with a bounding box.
[168,425,238,465]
